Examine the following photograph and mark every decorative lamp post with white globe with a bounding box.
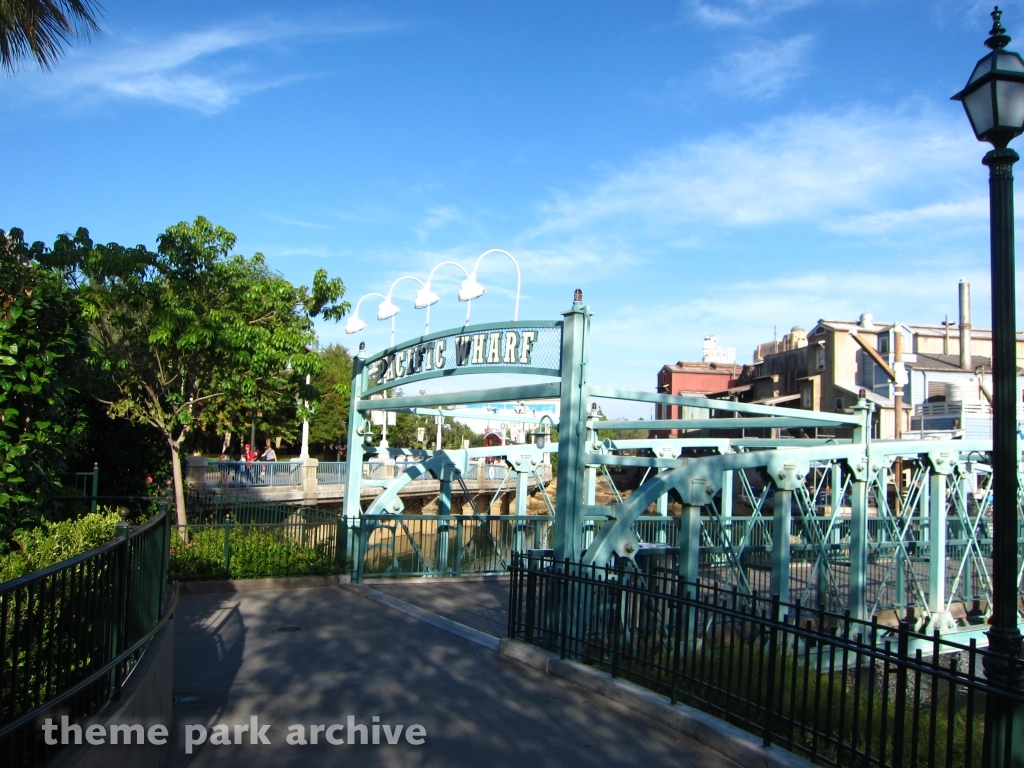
[952,7,1024,765]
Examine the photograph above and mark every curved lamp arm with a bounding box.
[461,249,521,322]
[345,293,387,334]
[416,261,472,332]
[379,275,425,346]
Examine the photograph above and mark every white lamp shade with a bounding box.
[344,316,367,334]
[953,26,1024,146]
[414,286,440,308]
[377,298,401,320]
[458,273,485,302]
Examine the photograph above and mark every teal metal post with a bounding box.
[437,462,454,573]
[771,490,792,606]
[343,344,370,558]
[848,398,872,623]
[585,465,597,506]
[827,460,843,610]
[334,514,346,573]
[514,467,528,553]
[928,470,949,627]
[678,503,701,596]
[438,463,453,515]
[848,478,868,622]
[830,462,842,521]
[554,291,591,564]
[961,471,974,603]
[515,467,529,516]
[719,469,733,547]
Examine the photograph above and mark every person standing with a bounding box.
[262,440,277,461]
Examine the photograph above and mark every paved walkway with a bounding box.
[369,578,511,637]
[169,584,738,768]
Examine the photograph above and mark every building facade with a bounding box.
[738,306,1024,439]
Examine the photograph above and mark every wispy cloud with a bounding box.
[262,212,333,229]
[414,206,465,242]
[688,0,816,26]
[260,245,342,258]
[708,34,813,99]
[528,105,978,236]
[828,199,989,234]
[8,18,399,113]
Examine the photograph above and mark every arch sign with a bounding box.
[361,321,563,396]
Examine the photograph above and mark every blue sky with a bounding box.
[0,0,1017,417]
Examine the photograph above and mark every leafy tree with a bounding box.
[441,417,485,449]
[308,344,352,458]
[0,228,89,533]
[54,217,349,531]
[1,0,102,72]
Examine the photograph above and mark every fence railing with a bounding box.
[0,513,173,768]
[508,554,1024,768]
[205,461,302,487]
[317,462,347,486]
[356,514,554,580]
[353,513,683,581]
[198,459,553,489]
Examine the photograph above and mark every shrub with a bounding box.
[168,525,338,581]
[0,510,122,583]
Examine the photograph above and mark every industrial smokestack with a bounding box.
[959,279,972,371]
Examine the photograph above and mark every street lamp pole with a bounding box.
[983,139,1024,768]
[953,8,1024,765]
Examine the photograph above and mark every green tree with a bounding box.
[0,228,89,532]
[56,217,349,531]
[1,0,102,72]
[308,344,352,457]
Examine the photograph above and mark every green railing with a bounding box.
[0,513,173,768]
[508,555,1020,768]
[353,513,684,581]
[355,514,554,580]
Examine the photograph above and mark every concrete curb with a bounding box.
[497,639,813,768]
[176,575,344,594]
[342,584,501,651]
[358,574,510,585]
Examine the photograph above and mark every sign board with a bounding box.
[370,410,396,426]
[363,322,562,393]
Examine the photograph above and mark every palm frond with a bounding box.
[1,0,103,73]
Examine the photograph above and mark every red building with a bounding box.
[655,361,741,423]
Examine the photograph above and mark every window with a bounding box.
[861,352,875,388]
[816,346,825,371]
[835,397,845,411]
[878,335,889,354]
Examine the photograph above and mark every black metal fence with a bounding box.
[508,554,1024,768]
[0,513,174,768]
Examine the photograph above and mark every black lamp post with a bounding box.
[953,7,1024,766]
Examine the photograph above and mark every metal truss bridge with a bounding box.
[342,296,1021,643]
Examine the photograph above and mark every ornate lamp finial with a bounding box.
[987,6,1011,50]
